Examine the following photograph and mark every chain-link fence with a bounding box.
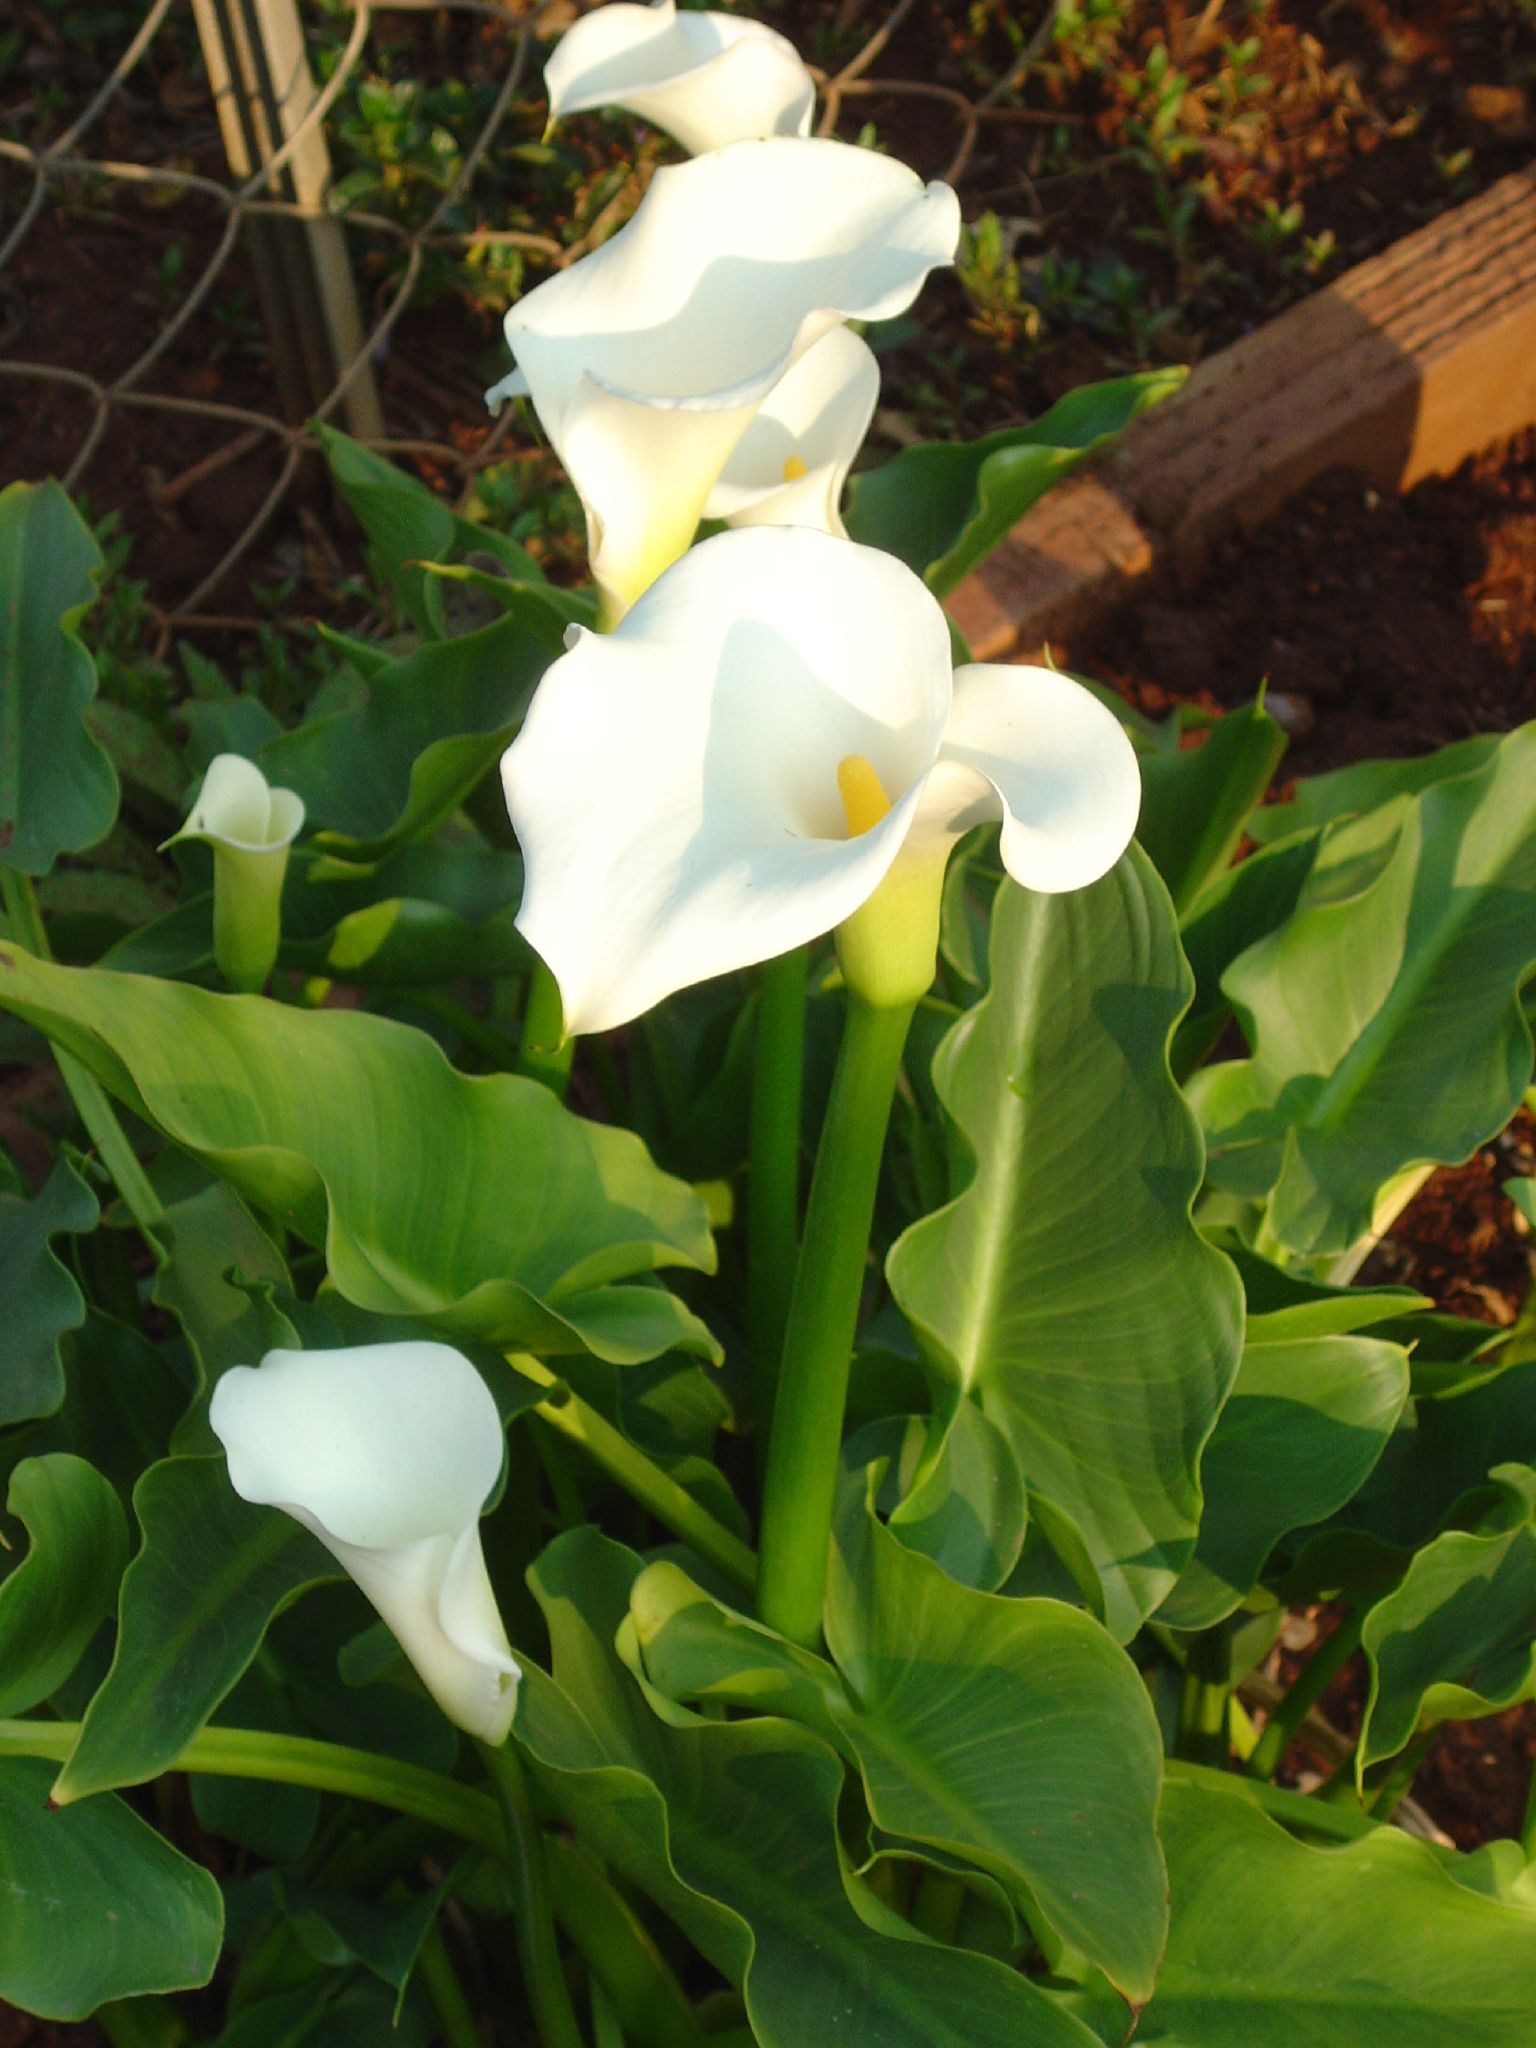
[0,0,1039,645]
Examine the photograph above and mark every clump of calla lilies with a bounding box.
[175,0,1140,1749]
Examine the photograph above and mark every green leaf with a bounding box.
[0,1756,222,2019]
[55,1454,336,1802]
[1360,1465,1536,1770]
[1192,722,1536,1254]
[0,1150,99,1424]
[1171,830,1317,1076]
[0,1453,128,1714]
[888,848,1243,1637]
[1076,1776,1536,2046]
[257,613,549,863]
[0,950,716,1361]
[635,1495,1168,2004]
[519,1530,1101,2048]
[824,1490,1167,2000]
[0,479,119,874]
[1157,1328,1410,1629]
[1136,701,1287,914]
[844,369,1186,596]
[1245,733,1501,847]
[154,1180,294,1451]
[316,425,547,637]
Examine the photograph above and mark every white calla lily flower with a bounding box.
[166,753,304,993]
[705,326,879,538]
[488,137,959,619]
[501,526,1141,1035]
[545,0,815,155]
[211,1342,520,1744]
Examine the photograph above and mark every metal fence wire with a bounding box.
[0,0,1028,641]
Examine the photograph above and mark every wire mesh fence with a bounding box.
[0,0,1027,643]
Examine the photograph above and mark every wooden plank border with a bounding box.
[946,162,1536,662]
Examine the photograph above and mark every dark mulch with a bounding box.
[1070,428,1536,775]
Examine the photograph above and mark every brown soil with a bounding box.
[1071,430,1536,775]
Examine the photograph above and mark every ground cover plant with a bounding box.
[3,5,1536,2045]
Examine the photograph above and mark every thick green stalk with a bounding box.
[508,1354,756,1597]
[0,1718,504,1846]
[547,1836,709,2048]
[1175,1622,1233,1766]
[416,1923,485,2048]
[1246,1610,1362,1783]
[478,1740,587,2048]
[1,865,167,1257]
[757,995,915,1647]
[748,947,807,1448]
[519,959,575,1097]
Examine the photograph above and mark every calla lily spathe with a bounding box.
[210,1342,520,1744]
[165,753,304,993]
[487,136,959,618]
[545,0,815,155]
[705,326,879,539]
[500,526,1141,1035]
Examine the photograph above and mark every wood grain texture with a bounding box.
[947,163,1536,661]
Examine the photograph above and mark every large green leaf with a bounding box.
[0,948,716,1360]
[1244,734,1501,848]
[888,849,1243,1637]
[1074,1777,1536,2046]
[826,1492,1166,2001]
[256,614,548,863]
[634,1487,1167,2001]
[1192,722,1536,1254]
[844,370,1185,596]
[0,1452,128,1715]
[55,1455,336,1802]
[1136,701,1287,915]
[1157,1320,1411,1629]
[1360,1465,1536,1770]
[0,479,119,875]
[519,1530,1100,2048]
[0,1149,99,1424]
[0,1756,222,2019]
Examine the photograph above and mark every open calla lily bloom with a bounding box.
[211,1342,520,1743]
[704,326,879,539]
[487,137,959,618]
[501,526,1142,1034]
[545,0,815,155]
[165,752,304,993]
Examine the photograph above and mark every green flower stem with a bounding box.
[757,994,916,1648]
[748,946,807,1449]
[1175,1622,1233,1766]
[507,1353,757,1597]
[547,1835,710,2048]
[519,959,575,1097]
[0,866,167,1258]
[478,1740,587,2048]
[0,1717,504,1847]
[1246,1610,1362,1783]
[416,1923,485,2048]
[1521,1746,1536,1858]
